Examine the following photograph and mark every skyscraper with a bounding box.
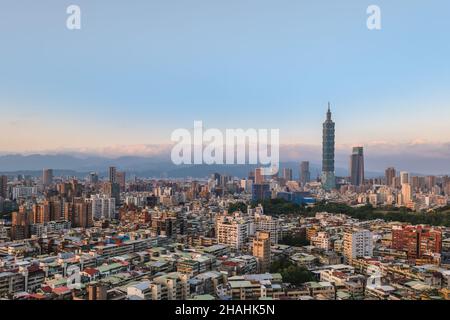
[401,183,413,206]
[300,161,311,185]
[109,166,117,183]
[116,171,126,192]
[321,103,336,190]
[385,167,396,187]
[0,175,7,199]
[400,171,409,185]
[254,168,264,185]
[89,172,99,184]
[282,168,293,181]
[350,147,365,186]
[42,169,53,186]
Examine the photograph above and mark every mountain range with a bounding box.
[0,154,384,179]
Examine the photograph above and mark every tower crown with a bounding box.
[327,102,332,121]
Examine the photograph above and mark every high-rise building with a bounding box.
[33,201,50,224]
[248,171,255,183]
[343,229,373,264]
[400,171,409,185]
[116,171,126,192]
[425,176,437,191]
[11,207,33,240]
[90,195,116,220]
[104,182,120,205]
[282,168,293,181]
[109,166,117,183]
[255,168,264,185]
[251,183,271,202]
[410,176,420,191]
[300,161,311,185]
[42,169,53,186]
[321,103,336,190]
[401,183,413,206]
[64,199,93,228]
[0,175,7,199]
[350,147,365,186]
[385,167,396,187]
[88,172,99,184]
[253,231,271,273]
[33,199,64,223]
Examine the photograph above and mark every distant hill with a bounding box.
[0,154,384,179]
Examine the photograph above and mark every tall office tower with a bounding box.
[212,173,222,185]
[42,169,53,186]
[0,175,7,199]
[350,147,365,186]
[248,171,255,183]
[401,183,413,206]
[400,171,409,185]
[425,176,437,191]
[300,161,311,185]
[89,172,99,184]
[410,176,420,191]
[343,229,373,264]
[104,182,120,204]
[321,103,336,190]
[255,168,264,184]
[253,231,271,273]
[109,166,117,183]
[392,176,401,189]
[282,168,293,181]
[116,171,126,192]
[385,167,396,187]
[252,183,271,202]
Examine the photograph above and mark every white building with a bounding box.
[343,229,373,263]
[216,213,250,250]
[254,213,279,244]
[90,194,116,220]
[12,186,38,200]
[311,232,331,250]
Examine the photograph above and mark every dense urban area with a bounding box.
[0,108,449,301]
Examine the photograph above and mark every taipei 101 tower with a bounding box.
[322,103,336,190]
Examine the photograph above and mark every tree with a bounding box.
[270,257,315,286]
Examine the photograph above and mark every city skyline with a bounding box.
[1,1,450,156]
[2,0,450,308]
[1,103,450,175]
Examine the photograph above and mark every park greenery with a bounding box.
[228,199,450,227]
[270,257,315,286]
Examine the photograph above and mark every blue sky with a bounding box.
[1,0,450,154]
